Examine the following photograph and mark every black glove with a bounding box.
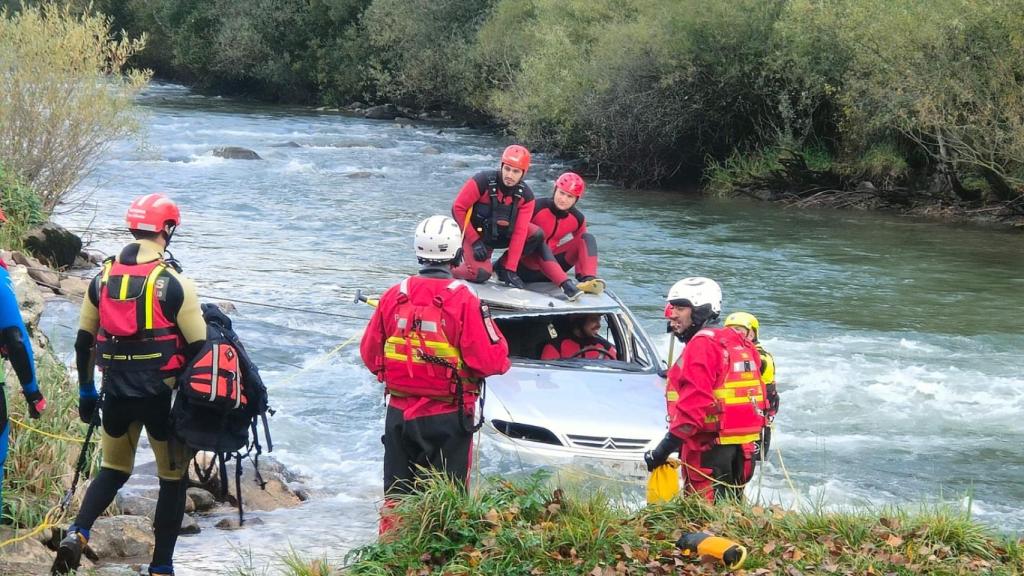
[78,390,100,424]
[500,268,525,289]
[644,433,682,472]
[24,390,46,419]
[471,240,489,262]
[766,383,779,417]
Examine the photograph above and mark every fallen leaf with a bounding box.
[621,543,634,559]
[763,542,777,554]
[484,508,500,526]
[885,534,904,548]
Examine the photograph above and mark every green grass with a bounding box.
[0,162,46,252]
[269,471,1023,575]
[3,350,97,527]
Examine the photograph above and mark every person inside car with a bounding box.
[540,313,617,360]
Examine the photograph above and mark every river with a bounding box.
[39,83,1024,574]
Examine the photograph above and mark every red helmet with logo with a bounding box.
[554,172,585,199]
[501,144,531,172]
[125,193,181,233]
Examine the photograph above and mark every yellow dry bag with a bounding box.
[646,459,680,504]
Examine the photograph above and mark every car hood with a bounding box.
[484,364,668,445]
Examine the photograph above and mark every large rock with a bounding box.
[59,276,91,299]
[180,514,201,536]
[114,492,157,520]
[8,264,45,329]
[212,146,262,160]
[0,527,53,574]
[189,453,305,512]
[88,516,154,559]
[363,104,402,120]
[23,222,82,269]
[10,251,59,290]
[187,487,217,512]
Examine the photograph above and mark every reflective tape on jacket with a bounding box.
[382,278,478,399]
[95,258,185,374]
[694,328,767,445]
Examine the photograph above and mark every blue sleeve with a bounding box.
[0,267,37,394]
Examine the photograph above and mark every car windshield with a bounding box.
[493,311,654,372]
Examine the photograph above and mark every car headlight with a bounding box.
[490,419,562,445]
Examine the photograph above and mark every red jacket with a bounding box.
[452,170,535,270]
[361,273,511,419]
[540,335,616,360]
[665,327,762,448]
[531,198,587,251]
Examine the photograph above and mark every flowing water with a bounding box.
[39,83,1024,573]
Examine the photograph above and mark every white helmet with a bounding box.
[414,215,462,261]
[666,276,722,318]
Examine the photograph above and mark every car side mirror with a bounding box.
[657,368,668,378]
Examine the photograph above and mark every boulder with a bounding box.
[114,493,158,520]
[272,141,302,148]
[89,516,154,559]
[0,527,53,572]
[363,104,401,120]
[421,146,441,155]
[23,222,82,269]
[189,453,305,512]
[180,514,201,536]
[212,147,262,160]
[214,515,264,531]
[10,251,59,290]
[187,487,217,512]
[8,264,45,329]
[451,160,470,168]
[345,171,376,179]
[59,276,91,299]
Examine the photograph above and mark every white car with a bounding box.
[474,281,668,479]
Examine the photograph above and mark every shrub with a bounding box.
[0,2,149,214]
[0,163,46,251]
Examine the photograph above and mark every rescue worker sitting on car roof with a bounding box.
[496,172,604,302]
[540,314,617,360]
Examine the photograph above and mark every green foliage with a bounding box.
[0,163,45,251]
[0,2,149,213]
[3,351,94,527]
[360,0,496,111]
[324,473,1023,575]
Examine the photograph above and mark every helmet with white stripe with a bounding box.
[414,215,462,262]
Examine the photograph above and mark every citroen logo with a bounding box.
[601,438,618,450]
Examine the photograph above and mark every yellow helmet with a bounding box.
[724,311,760,340]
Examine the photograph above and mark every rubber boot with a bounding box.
[51,530,87,575]
[560,279,583,302]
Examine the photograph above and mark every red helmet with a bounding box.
[554,172,585,199]
[125,193,180,233]
[501,144,531,172]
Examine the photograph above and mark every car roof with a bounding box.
[473,280,622,316]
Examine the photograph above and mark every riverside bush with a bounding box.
[0,2,149,214]
[0,164,46,251]
[323,472,1024,575]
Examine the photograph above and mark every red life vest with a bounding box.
[541,336,617,360]
[694,328,767,445]
[382,278,479,399]
[95,258,185,375]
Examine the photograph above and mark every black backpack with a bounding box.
[172,303,273,523]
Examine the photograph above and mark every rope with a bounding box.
[197,293,369,321]
[9,417,95,444]
[0,505,65,550]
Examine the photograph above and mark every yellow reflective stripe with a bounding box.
[723,377,760,388]
[384,337,461,358]
[717,395,764,405]
[143,264,165,330]
[118,275,130,299]
[384,352,464,368]
[666,390,679,402]
[101,261,113,284]
[129,353,163,360]
[719,433,761,445]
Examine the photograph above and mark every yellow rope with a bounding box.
[9,417,93,444]
[0,505,65,550]
[277,332,361,387]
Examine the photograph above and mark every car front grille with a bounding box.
[566,434,650,451]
